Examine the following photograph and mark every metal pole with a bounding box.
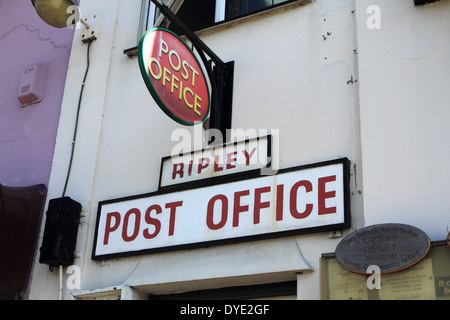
[149,0,224,67]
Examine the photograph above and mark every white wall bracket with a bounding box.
[80,15,98,43]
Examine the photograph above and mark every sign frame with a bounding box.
[92,158,351,261]
[158,135,272,190]
[138,27,211,126]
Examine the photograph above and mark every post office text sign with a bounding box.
[93,159,350,260]
[138,28,210,126]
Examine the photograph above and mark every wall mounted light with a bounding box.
[31,0,78,28]
[30,0,97,42]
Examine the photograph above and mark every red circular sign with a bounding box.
[138,28,210,126]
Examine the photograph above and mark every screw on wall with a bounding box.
[347,76,357,85]
[322,31,332,41]
[329,230,342,239]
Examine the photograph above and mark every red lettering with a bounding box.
[226,151,238,170]
[104,212,121,245]
[198,158,210,174]
[290,180,313,219]
[242,148,256,165]
[276,184,284,221]
[318,175,337,215]
[143,205,162,239]
[103,173,340,244]
[165,201,183,236]
[122,208,141,242]
[188,160,194,176]
[233,190,250,227]
[172,163,184,180]
[206,194,228,230]
[214,155,224,172]
[254,186,271,224]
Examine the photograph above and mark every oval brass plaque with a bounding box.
[336,223,430,274]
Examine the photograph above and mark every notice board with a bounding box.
[321,243,450,300]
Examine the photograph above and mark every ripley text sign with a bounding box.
[159,136,271,188]
[138,28,210,126]
[92,159,350,260]
[335,223,431,274]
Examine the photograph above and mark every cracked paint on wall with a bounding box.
[0,0,75,187]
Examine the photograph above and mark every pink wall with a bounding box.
[0,0,75,187]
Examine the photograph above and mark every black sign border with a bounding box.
[158,135,273,191]
[92,157,351,261]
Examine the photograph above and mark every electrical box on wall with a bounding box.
[17,63,48,107]
[39,197,81,268]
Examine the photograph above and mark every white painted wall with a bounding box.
[356,0,450,241]
[29,0,450,300]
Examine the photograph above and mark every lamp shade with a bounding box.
[31,0,79,28]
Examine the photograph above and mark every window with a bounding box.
[225,0,291,20]
[126,0,301,56]
[140,0,297,36]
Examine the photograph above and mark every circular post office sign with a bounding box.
[138,28,210,126]
[335,223,431,275]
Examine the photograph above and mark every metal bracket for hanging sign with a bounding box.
[149,0,234,143]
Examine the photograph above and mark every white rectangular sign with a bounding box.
[93,159,350,260]
[159,136,271,188]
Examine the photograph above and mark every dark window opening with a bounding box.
[414,0,440,5]
[166,0,217,35]
[163,0,292,34]
[148,281,297,300]
[226,0,289,20]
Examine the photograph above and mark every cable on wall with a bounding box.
[62,39,93,197]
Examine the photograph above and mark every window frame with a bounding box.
[125,0,307,56]
[141,0,304,34]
